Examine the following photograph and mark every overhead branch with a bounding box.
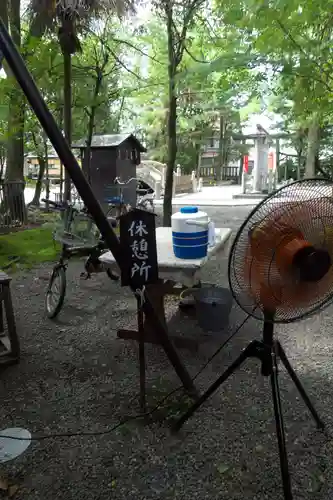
[275,19,333,93]
[182,43,210,63]
[103,46,142,79]
[166,0,206,66]
[179,0,206,44]
[112,37,165,65]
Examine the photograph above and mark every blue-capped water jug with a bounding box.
[171,206,209,259]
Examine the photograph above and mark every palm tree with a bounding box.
[28,0,134,201]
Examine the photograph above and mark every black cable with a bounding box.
[191,311,252,382]
[0,311,251,442]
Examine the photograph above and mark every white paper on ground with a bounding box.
[0,428,31,463]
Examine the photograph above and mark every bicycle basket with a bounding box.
[103,184,134,206]
[53,208,99,247]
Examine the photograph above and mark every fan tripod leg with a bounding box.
[173,337,325,500]
[270,343,293,500]
[276,341,325,430]
[172,340,261,432]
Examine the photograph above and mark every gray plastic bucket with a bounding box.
[182,286,233,332]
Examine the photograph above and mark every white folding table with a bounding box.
[99,226,232,351]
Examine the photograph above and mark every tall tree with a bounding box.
[123,10,257,183]
[153,0,205,226]
[23,25,122,205]
[71,20,121,181]
[0,0,29,223]
[28,0,135,201]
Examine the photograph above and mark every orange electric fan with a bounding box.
[175,179,333,500]
[243,200,333,318]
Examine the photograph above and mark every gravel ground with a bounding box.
[1,205,333,499]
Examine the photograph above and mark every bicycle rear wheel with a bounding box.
[45,265,67,319]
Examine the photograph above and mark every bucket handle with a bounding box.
[179,287,199,300]
[185,219,209,228]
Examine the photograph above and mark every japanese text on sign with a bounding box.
[120,208,158,288]
[129,220,151,282]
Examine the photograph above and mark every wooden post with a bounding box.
[137,298,146,415]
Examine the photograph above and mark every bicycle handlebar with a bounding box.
[41,198,65,209]
[41,198,91,216]
[114,177,138,186]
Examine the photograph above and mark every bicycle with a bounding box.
[43,198,119,319]
[44,177,154,319]
[137,187,155,212]
[110,177,155,214]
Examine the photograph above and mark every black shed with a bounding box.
[73,133,146,210]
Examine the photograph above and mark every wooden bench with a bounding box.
[0,271,20,366]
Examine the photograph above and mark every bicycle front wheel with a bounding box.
[45,265,67,319]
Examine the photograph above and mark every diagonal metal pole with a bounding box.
[0,18,197,397]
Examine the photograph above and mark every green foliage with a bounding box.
[22,19,123,159]
[120,9,259,172]
[5,0,333,184]
[71,23,123,140]
[0,227,60,270]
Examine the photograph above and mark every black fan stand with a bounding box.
[172,311,325,500]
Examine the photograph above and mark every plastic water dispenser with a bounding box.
[171,206,209,259]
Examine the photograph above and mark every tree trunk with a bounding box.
[0,1,8,30]
[57,108,64,202]
[305,115,320,178]
[116,96,125,133]
[63,48,72,201]
[4,0,26,224]
[6,90,25,183]
[85,73,103,184]
[29,156,46,206]
[6,0,24,183]
[163,8,177,227]
[44,132,50,208]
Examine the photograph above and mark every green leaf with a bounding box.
[217,463,231,475]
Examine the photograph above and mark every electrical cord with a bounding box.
[0,310,252,442]
[190,311,252,382]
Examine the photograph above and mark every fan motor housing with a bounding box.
[292,246,331,283]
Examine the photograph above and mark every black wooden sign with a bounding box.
[119,208,159,288]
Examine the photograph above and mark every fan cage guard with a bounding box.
[228,178,333,323]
